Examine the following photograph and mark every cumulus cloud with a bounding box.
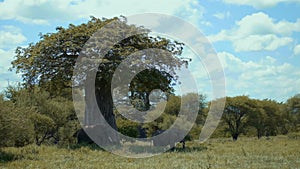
[233,35,293,52]
[222,0,300,9]
[0,26,26,49]
[0,0,77,24]
[209,12,300,52]
[294,44,300,56]
[235,12,300,36]
[0,0,204,25]
[175,0,209,26]
[218,51,300,101]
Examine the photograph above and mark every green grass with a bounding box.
[0,135,299,169]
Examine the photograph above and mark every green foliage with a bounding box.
[57,121,81,146]
[186,124,202,140]
[11,17,185,139]
[116,118,140,138]
[143,112,176,137]
[0,94,34,147]
[213,96,297,140]
[12,111,35,147]
[222,96,256,140]
[130,69,176,111]
[163,95,181,116]
[160,93,207,139]
[247,99,284,138]
[286,95,300,131]
[2,87,79,146]
[30,113,55,145]
[4,15,300,150]
[142,93,204,139]
[2,82,298,148]
[0,96,16,147]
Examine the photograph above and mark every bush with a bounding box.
[0,97,34,147]
[58,121,80,146]
[117,118,140,138]
[0,151,23,163]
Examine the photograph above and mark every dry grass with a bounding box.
[0,135,299,169]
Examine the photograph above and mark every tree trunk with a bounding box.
[95,85,120,145]
[82,74,119,146]
[257,128,262,139]
[84,75,98,126]
[144,92,150,110]
[232,133,238,141]
[96,86,118,130]
[257,133,262,139]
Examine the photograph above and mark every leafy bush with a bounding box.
[0,96,34,147]
[117,118,140,138]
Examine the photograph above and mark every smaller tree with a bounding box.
[0,94,34,147]
[143,93,200,139]
[30,113,55,146]
[116,118,140,138]
[247,99,280,138]
[0,95,17,147]
[5,87,79,146]
[260,99,282,136]
[222,96,255,141]
[286,95,300,130]
[164,95,181,116]
[247,100,268,139]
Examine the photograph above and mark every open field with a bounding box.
[1,135,299,169]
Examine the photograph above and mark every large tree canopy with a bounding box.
[11,16,185,144]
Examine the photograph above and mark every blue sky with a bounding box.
[0,0,300,102]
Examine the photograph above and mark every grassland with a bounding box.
[1,135,299,169]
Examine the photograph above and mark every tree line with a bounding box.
[1,85,299,147]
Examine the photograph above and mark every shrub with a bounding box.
[117,118,140,138]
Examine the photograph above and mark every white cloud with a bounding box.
[233,35,293,52]
[0,49,21,91]
[0,0,76,24]
[222,0,300,9]
[236,12,300,36]
[0,49,14,71]
[218,51,300,101]
[213,11,230,20]
[209,12,300,52]
[175,0,209,27]
[0,0,203,25]
[0,26,26,49]
[294,44,300,56]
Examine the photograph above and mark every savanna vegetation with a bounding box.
[1,136,299,168]
[1,16,299,168]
